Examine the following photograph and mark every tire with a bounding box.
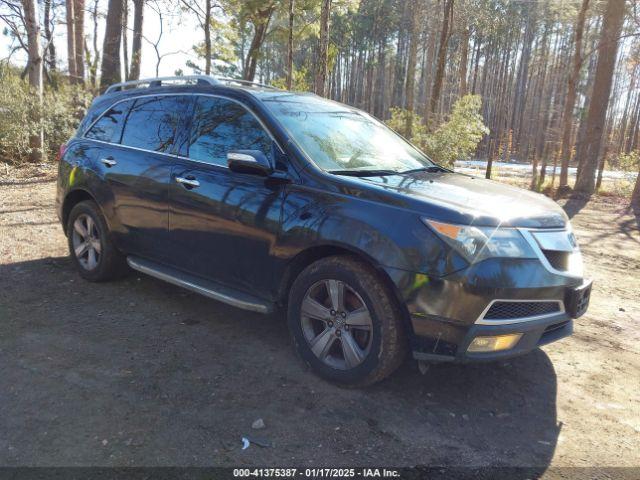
[66,200,127,282]
[287,255,407,386]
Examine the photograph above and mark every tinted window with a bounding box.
[121,95,193,153]
[188,96,272,166]
[85,100,134,143]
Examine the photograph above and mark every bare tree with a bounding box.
[74,0,85,83]
[143,2,186,76]
[87,0,100,88]
[180,0,213,75]
[21,0,44,161]
[66,0,77,81]
[43,0,57,72]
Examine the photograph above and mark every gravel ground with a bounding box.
[0,174,638,472]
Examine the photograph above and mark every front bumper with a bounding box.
[384,259,591,363]
[412,313,573,363]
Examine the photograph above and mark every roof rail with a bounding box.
[216,77,278,90]
[104,75,221,94]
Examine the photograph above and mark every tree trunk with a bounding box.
[574,0,625,194]
[559,0,589,189]
[392,0,410,107]
[204,0,212,75]
[314,0,332,96]
[129,0,144,80]
[632,163,640,204]
[43,0,57,72]
[74,0,85,83]
[470,35,481,94]
[459,26,470,96]
[286,0,294,90]
[101,0,124,88]
[429,0,454,119]
[89,0,100,88]
[66,0,77,82]
[617,66,637,153]
[122,0,129,80]
[243,7,274,82]
[404,0,421,137]
[21,0,44,162]
[627,92,640,153]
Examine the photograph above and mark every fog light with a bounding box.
[468,333,522,353]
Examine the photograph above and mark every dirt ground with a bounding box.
[1,170,639,472]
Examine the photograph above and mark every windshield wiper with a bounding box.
[401,165,450,174]
[328,169,400,177]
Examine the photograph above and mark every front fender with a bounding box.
[278,185,464,277]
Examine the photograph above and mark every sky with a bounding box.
[1,1,205,81]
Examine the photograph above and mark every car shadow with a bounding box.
[0,256,559,471]
[376,351,559,471]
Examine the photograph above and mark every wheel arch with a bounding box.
[61,189,99,233]
[277,243,415,336]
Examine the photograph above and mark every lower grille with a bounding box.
[484,301,562,320]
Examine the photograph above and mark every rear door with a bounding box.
[168,95,285,299]
[85,94,194,261]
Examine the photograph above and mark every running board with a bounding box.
[126,256,272,314]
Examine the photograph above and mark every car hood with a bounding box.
[354,171,568,228]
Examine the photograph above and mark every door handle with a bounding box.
[100,157,117,167]
[175,176,200,188]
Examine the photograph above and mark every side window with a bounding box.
[188,96,273,167]
[85,100,134,143]
[120,95,193,153]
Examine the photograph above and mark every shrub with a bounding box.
[617,150,640,172]
[0,63,92,164]
[385,94,489,168]
[385,107,428,146]
[423,95,489,167]
[271,66,312,92]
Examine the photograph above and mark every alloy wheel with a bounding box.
[300,279,373,370]
[71,213,102,271]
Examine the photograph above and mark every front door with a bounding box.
[168,95,285,299]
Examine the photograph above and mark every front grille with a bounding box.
[484,301,561,320]
[542,250,570,271]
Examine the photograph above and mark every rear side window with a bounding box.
[85,100,134,143]
[187,96,273,167]
[121,95,193,153]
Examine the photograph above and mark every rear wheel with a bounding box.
[67,200,127,282]
[288,255,407,386]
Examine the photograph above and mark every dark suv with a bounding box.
[56,75,592,386]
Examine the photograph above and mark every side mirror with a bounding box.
[227,150,273,176]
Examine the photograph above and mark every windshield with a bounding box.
[261,94,435,173]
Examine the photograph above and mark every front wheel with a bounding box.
[287,255,407,386]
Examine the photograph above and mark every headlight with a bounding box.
[422,219,537,263]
